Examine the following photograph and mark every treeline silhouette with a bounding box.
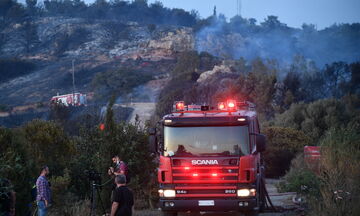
[0,0,198,26]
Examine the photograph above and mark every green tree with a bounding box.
[25,0,37,16]
[0,127,31,215]
[236,58,277,120]
[323,62,351,98]
[261,15,286,30]
[349,62,360,94]
[91,99,156,209]
[2,0,26,22]
[22,120,75,176]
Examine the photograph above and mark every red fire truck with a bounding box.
[149,100,267,216]
[50,93,87,107]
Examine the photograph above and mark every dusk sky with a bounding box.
[21,0,360,29]
[147,0,360,29]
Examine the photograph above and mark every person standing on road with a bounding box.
[36,166,51,216]
[110,175,134,216]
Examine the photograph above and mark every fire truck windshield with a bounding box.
[164,126,250,157]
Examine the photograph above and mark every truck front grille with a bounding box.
[172,166,239,184]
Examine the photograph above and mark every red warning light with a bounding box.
[218,102,226,110]
[227,100,236,109]
[99,123,105,131]
[175,101,185,111]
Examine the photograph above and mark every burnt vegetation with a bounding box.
[0,58,36,83]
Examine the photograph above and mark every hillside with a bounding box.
[0,16,194,106]
[0,0,359,125]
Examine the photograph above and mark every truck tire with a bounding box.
[162,211,178,216]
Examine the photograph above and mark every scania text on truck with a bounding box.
[149,100,267,216]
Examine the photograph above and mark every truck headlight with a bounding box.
[237,188,256,197]
[159,189,176,198]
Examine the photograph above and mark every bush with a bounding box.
[263,127,311,177]
[0,127,32,216]
[272,97,358,143]
[49,169,72,207]
[279,125,360,216]
[278,154,320,197]
[309,126,360,216]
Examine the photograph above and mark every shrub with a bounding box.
[263,127,311,177]
[49,169,72,207]
[278,154,320,197]
[0,127,32,216]
[309,126,360,216]
[280,125,360,216]
[271,97,359,143]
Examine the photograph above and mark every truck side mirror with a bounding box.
[148,128,157,153]
[256,134,266,153]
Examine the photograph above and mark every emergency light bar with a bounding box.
[174,101,185,111]
[173,100,255,112]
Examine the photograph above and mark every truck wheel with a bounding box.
[162,211,178,216]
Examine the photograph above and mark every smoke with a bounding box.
[195,16,360,67]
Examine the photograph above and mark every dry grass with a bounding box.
[48,199,91,216]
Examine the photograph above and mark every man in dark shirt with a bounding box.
[110,175,134,216]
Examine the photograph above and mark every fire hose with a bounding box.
[261,177,277,212]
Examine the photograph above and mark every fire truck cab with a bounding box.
[149,100,267,216]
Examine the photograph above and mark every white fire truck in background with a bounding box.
[50,93,87,107]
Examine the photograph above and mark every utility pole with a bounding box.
[72,59,76,106]
[237,0,242,16]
